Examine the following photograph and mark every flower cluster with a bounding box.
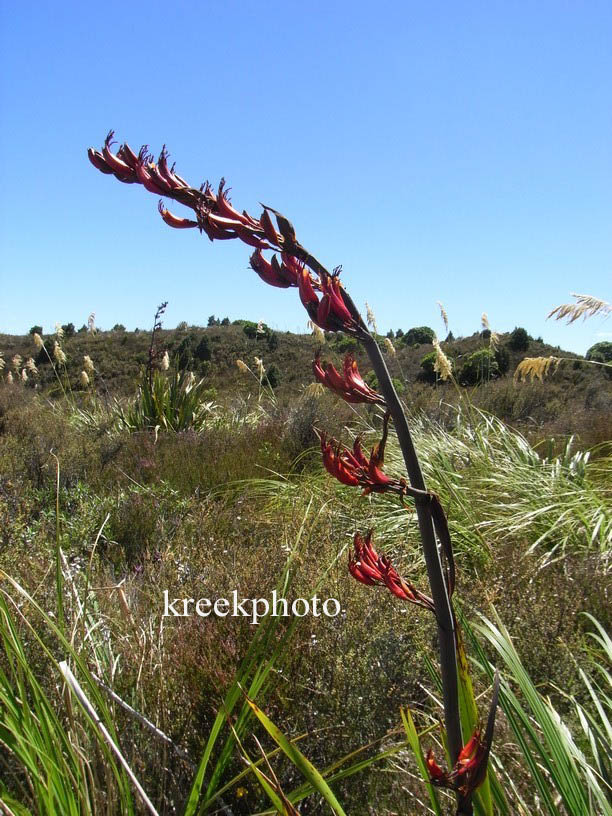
[426,730,488,797]
[313,353,384,405]
[319,433,404,496]
[349,531,434,611]
[89,132,361,335]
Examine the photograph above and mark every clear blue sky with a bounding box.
[1,0,610,353]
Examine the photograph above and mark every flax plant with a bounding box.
[88,131,500,814]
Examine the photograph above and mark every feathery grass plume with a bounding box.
[481,313,490,331]
[33,332,44,349]
[365,302,378,334]
[384,337,396,356]
[6,371,13,384]
[437,301,449,333]
[11,354,22,372]
[254,356,265,377]
[489,330,500,350]
[514,356,562,383]
[256,319,265,335]
[53,341,67,364]
[83,355,95,374]
[433,336,453,381]
[80,370,90,387]
[548,293,611,324]
[236,359,249,374]
[0,353,4,371]
[88,312,97,333]
[26,358,38,375]
[21,368,28,382]
[160,350,170,371]
[55,322,64,339]
[303,382,325,398]
[308,320,325,344]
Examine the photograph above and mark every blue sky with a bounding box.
[1,0,610,353]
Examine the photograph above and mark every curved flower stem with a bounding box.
[361,333,463,771]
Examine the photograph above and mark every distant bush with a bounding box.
[194,335,211,362]
[242,321,271,340]
[508,327,529,351]
[29,325,42,336]
[586,341,612,364]
[221,317,230,326]
[61,322,76,338]
[401,326,435,346]
[264,363,281,388]
[494,345,510,375]
[481,328,491,340]
[459,348,500,385]
[331,335,358,353]
[112,323,126,332]
[266,331,279,352]
[419,352,438,383]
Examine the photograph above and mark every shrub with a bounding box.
[29,325,43,336]
[494,345,510,375]
[401,326,435,345]
[508,326,529,351]
[459,348,500,385]
[61,322,76,338]
[419,351,438,383]
[112,323,126,332]
[586,341,612,363]
[264,363,281,388]
[194,335,211,362]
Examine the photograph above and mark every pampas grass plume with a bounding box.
[33,332,44,350]
[384,337,396,356]
[514,356,562,382]
[54,341,66,364]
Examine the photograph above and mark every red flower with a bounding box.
[349,532,435,611]
[319,433,403,495]
[313,353,384,405]
[426,730,488,796]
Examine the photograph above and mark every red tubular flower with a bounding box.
[158,201,199,229]
[250,250,293,288]
[425,749,448,784]
[313,353,384,405]
[319,433,403,496]
[349,532,435,611]
[426,730,488,796]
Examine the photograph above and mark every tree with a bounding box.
[112,323,126,332]
[508,327,529,351]
[61,322,76,338]
[29,325,43,336]
[402,326,435,346]
[459,348,500,385]
[207,315,220,327]
[221,317,230,326]
[586,341,612,364]
[194,335,211,361]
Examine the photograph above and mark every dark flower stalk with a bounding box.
[88,132,498,814]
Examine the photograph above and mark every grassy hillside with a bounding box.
[0,323,610,815]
